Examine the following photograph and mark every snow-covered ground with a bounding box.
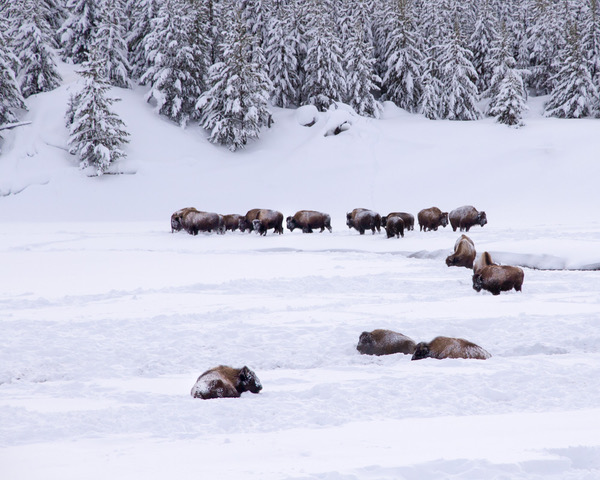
[1,64,600,479]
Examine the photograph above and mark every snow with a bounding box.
[1,62,600,479]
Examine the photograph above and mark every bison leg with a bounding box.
[303,226,312,233]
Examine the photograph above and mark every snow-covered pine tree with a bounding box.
[59,0,99,64]
[487,21,529,125]
[438,18,481,120]
[66,53,129,175]
[381,0,423,112]
[140,0,207,127]
[469,0,499,94]
[197,6,272,151]
[344,5,382,117]
[0,23,27,145]
[544,19,600,118]
[126,0,158,81]
[11,0,62,98]
[302,0,346,111]
[264,1,301,108]
[582,0,600,91]
[419,50,444,119]
[94,0,131,88]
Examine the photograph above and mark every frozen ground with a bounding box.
[1,60,600,478]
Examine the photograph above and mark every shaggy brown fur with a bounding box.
[411,336,491,360]
[473,264,524,295]
[180,210,225,235]
[356,329,416,356]
[252,209,284,235]
[286,210,332,233]
[385,216,405,238]
[449,205,487,232]
[171,207,199,232]
[417,207,449,232]
[222,214,244,232]
[446,234,476,268]
[382,212,414,231]
[346,208,381,235]
[473,251,495,275]
[190,365,262,399]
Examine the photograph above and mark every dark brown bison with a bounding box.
[473,261,524,296]
[180,210,225,235]
[286,210,332,233]
[385,216,405,238]
[411,336,491,361]
[473,251,494,275]
[417,207,449,232]
[449,205,487,232]
[346,208,381,235]
[190,365,263,399]
[238,208,262,232]
[446,234,476,268]
[171,207,199,232]
[239,209,283,235]
[356,329,416,356]
[222,214,244,232]
[382,212,414,231]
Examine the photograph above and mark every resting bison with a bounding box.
[473,263,524,296]
[417,207,449,232]
[356,329,416,356]
[180,210,225,235]
[385,216,405,238]
[286,210,332,233]
[449,205,487,232]
[240,209,283,235]
[222,214,244,232]
[346,208,381,235]
[382,212,414,231]
[411,336,491,361]
[171,207,199,232]
[446,234,476,268]
[190,365,263,399]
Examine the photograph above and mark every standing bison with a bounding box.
[171,207,199,232]
[190,365,262,399]
[472,251,524,295]
[382,212,414,231]
[417,207,449,232]
[385,216,405,238]
[446,234,476,268]
[449,205,487,232]
[411,336,491,361]
[222,214,244,232]
[286,210,332,233]
[176,209,225,235]
[356,329,416,356]
[346,208,381,235]
[240,209,284,235]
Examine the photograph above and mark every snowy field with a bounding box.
[1,68,600,479]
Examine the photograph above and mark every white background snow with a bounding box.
[1,62,599,479]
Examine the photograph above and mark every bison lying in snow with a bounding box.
[449,205,487,232]
[190,365,262,399]
[356,329,416,356]
[382,212,414,231]
[446,234,476,268]
[179,210,225,235]
[411,336,491,361]
[240,209,284,235]
[472,251,524,295]
[222,214,244,232]
[385,216,405,238]
[417,207,449,232]
[286,210,332,233]
[346,208,381,235]
[171,207,199,232]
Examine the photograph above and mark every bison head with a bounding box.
[472,273,484,292]
[238,366,262,394]
[252,218,263,234]
[411,342,431,361]
[171,216,183,232]
[478,211,487,227]
[440,213,449,227]
[356,332,375,355]
[446,255,456,267]
[286,216,296,231]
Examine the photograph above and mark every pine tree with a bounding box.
[582,0,600,91]
[59,0,99,63]
[12,0,62,98]
[126,0,158,81]
[94,0,131,88]
[197,8,272,151]
[469,0,499,94]
[66,53,129,175]
[544,20,600,118]
[0,23,27,143]
[141,0,207,127]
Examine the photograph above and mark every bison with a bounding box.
[222,214,244,232]
[449,205,487,232]
[411,336,491,361]
[417,207,449,232]
[190,365,263,399]
[356,329,416,356]
[473,264,524,296]
[473,251,494,275]
[382,212,414,231]
[385,216,405,238]
[346,208,381,235]
[286,210,332,233]
[240,209,284,235]
[171,207,199,233]
[180,210,225,235]
[446,234,476,268]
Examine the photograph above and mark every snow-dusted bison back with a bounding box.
[411,336,491,360]
[190,365,262,399]
[357,329,416,356]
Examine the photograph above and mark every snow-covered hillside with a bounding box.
[1,67,599,479]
